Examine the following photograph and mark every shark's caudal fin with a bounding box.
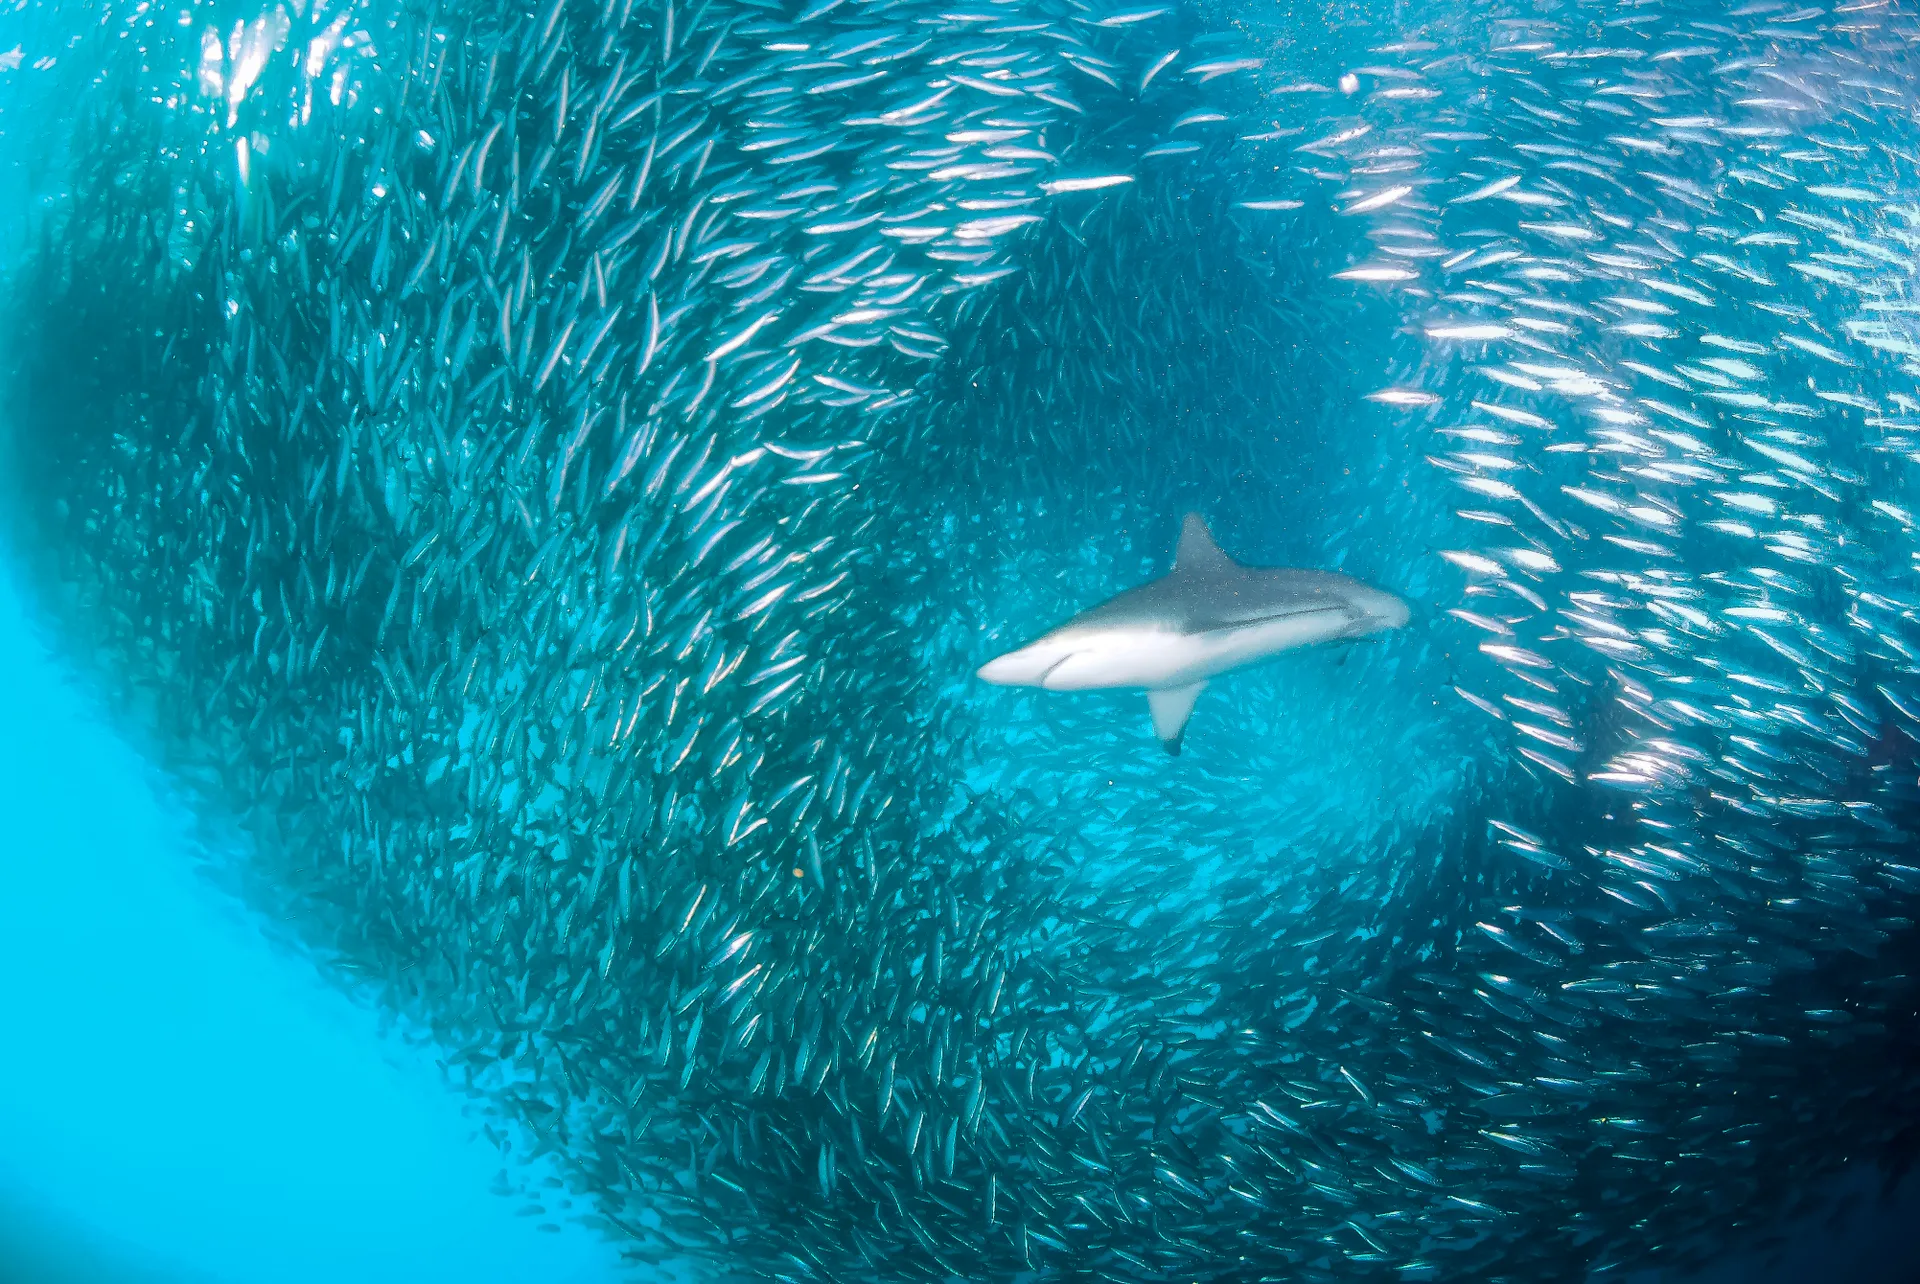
[1147,681,1207,756]
[1174,513,1235,575]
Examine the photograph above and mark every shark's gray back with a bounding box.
[1070,564,1370,636]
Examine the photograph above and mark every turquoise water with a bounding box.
[4,0,1920,1280]
[0,564,629,1284]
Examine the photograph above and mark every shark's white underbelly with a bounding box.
[1040,611,1356,691]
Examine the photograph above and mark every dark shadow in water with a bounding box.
[0,1192,202,1284]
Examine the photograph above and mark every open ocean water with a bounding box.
[1,0,1919,1280]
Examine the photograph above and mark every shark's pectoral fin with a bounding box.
[1147,681,1207,756]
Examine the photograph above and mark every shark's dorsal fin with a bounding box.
[1174,513,1234,576]
[1148,681,1207,756]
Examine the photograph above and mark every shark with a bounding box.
[975,513,1412,754]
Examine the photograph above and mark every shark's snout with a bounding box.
[1371,590,1412,631]
[980,630,1151,689]
[976,643,1058,686]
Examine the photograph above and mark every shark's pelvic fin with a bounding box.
[1174,512,1235,576]
[1148,681,1207,756]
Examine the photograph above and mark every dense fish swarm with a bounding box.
[8,0,1920,1279]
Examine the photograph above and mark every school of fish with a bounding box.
[5,0,1920,1279]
